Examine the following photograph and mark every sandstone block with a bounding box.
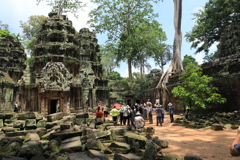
[13,120,26,128]
[47,112,64,122]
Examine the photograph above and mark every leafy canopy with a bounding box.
[0,21,21,42]
[182,54,198,69]
[88,0,164,80]
[172,63,226,110]
[19,15,48,56]
[185,0,240,55]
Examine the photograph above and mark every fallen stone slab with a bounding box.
[60,136,82,153]
[0,113,15,119]
[68,152,97,160]
[114,153,142,160]
[2,127,20,133]
[36,128,47,137]
[0,155,27,160]
[45,119,66,129]
[41,130,55,140]
[17,112,36,120]
[49,129,83,140]
[0,119,3,127]
[95,118,105,125]
[47,112,64,122]
[124,132,147,149]
[184,155,203,160]
[25,119,37,129]
[88,130,111,139]
[75,118,86,125]
[87,149,112,160]
[36,119,47,128]
[211,123,223,131]
[85,139,105,150]
[76,112,90,118]
[109,141,131,154]
[13,120,26,128]
[60,121,73,131]
[5,130,27,137]
[25,132,40,141]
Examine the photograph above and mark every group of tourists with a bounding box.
[95,99,175,129]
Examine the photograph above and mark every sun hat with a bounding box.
[136,111,141,116]
[156,104,162,108]
[168,103,172,106]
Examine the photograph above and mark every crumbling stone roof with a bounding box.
[0,70,15,84]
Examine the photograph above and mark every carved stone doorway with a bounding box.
[49,99,60,114]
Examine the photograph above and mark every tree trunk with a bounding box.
[128,58,133,81]
[156,0,183,108]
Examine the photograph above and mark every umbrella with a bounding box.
[111,103,121,108]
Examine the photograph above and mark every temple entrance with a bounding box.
[49,99,59,114]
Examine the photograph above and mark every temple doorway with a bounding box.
[49,99,59,114]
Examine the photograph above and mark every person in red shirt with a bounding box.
[95,106,104,118]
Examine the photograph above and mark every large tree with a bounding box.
[88,0,163,81]
[19,15,48,56]
[185,0,240,55]
[156,0,183,108]
[36,0,86,18]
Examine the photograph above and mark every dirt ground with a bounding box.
[106,113,240,160]
[145,114,239,160]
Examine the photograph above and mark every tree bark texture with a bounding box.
[128,58,133,81]
[156,0,183,108]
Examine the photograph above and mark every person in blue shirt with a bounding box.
[168,102,174,123]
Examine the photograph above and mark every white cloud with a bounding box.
[195,52,204,65]
[0,0,96,34]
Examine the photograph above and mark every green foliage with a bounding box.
[182,54,198,69]
[0,21,21,42]
[185,0,240,55]
[36,0,86,18]
[116,97,125,104]
[172,63,226,110]
[107,71,122,81]
[100,44,119,76]
[88,0,166,80]
[20,15,48,56]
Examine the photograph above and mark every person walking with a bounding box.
[148,103,153,124]
[123,106,130,125]
[155,104,163,126]
[95,106,104,118]
[168,102,174,123]
[142,103,147,120]
[104,105,109,117]
[110,106,120,124]
[119,107,124,125]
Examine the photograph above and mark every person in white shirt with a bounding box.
[134,111,145,129]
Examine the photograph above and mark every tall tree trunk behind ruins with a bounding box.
[156,0,183,108]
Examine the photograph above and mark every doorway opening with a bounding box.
[50,99,59,114]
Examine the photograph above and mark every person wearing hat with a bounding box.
[155,104,163,126]
[134,111,145,129]
[168,102,174,123]
[123,106,130,125]
[142,103,147,120]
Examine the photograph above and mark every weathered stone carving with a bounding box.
[36,62,72,91]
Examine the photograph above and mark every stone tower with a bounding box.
[17,12,108,115]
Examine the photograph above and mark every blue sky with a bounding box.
[0,0,214,77]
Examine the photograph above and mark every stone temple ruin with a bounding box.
[0,12,109,115]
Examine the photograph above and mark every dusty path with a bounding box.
[105,113,239,160]
[145,114,239,160]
